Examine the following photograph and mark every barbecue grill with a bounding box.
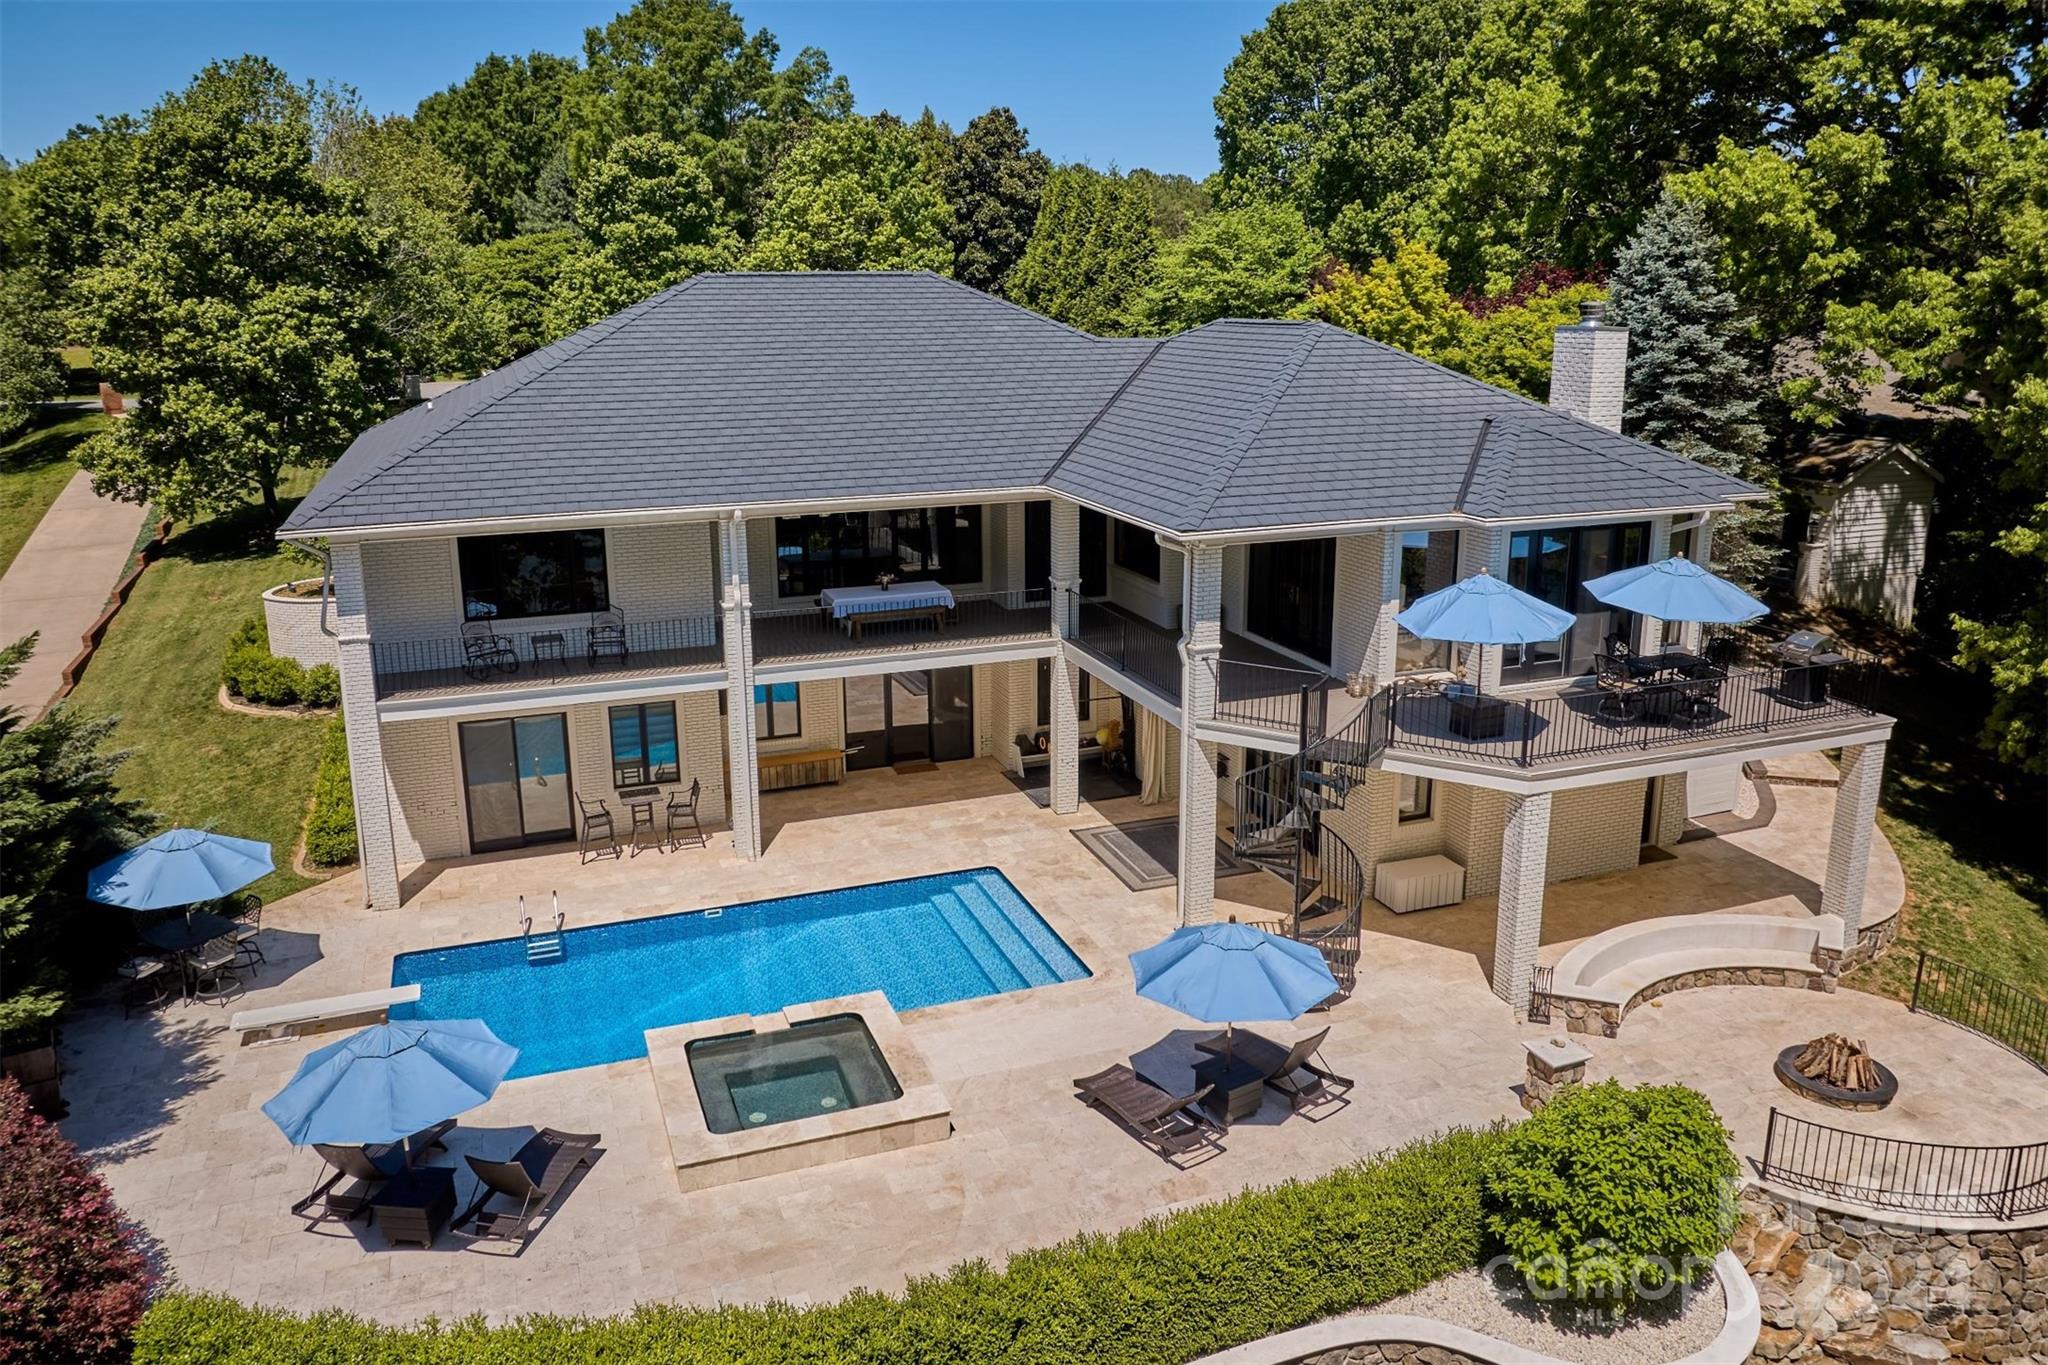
[1776,630,1847,705]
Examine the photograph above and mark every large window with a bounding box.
[1396,530,1461,673]
[458,530,608,621]
[754,682,801,740]
[1502,522,1650,681]
[1112,519,1161,581]
[1397,774,1434,823]
[1245,537,1336,663]
[607,702,678,787]
[774,508,984,598]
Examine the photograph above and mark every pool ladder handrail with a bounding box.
[522,892,567,965]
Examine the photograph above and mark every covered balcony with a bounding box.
[1066,599,1336,740]
[369,614,723,705]
[751,587,1054,668]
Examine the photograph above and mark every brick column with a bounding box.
[1639,517,1672,651]
[1177,544,1224,925]
[1458,528,1509,689]
[1491,790,1552,1010]
[718,513,762,861]
[1680,515,1715,654]
[1047,499,1081,815]
[329,542,402,909]
[1821,741,1886,937]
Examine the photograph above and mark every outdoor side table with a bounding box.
[529,632,567,673]
[1446,692,1507,740]
[617,785,660,857]
[1193,1053,1267,1127]
[369,1165,456,1248]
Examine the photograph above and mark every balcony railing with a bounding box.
[752,587,1051,664]
[1209,657,1331,741]
[1760,1106,2048,1220]
[1380,660,1885,769]
[371,614,723,702]
[1067,598,1184,702]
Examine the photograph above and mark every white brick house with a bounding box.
[282,272,1894,1011]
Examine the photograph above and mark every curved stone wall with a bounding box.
[262,579,338,669]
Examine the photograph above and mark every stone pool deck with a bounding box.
[56,760,2042,1324]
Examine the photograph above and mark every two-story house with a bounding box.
[280,271,1893,1013]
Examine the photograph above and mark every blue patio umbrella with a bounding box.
[1395,570,1576,689]
[1130,919,1339,1062]
[1582,554,1768,624]
[262,1019,520,1148]
[85,829,274,913]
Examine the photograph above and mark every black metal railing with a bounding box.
[1067,598,1183,702]
[1209,657,1331,739]
[1760,1107,2048,1220]
[1910,951,2048,1075]
[1378,660,1884,769]
[371,614,722,699]
[752,587,1050,661]
[1528,964,1556,1023]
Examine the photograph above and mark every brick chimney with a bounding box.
[1548,300,1628,432]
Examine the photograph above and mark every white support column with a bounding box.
[329,542,402,909]
[1491,790,1553,1011]
[1177,543,1225,925]
[1047,499,1082,815]
[1365,530,1402,685]
[1459,528,1509,689]
[1639,517,1672,651]
[1822,741,1886,938]
[1680,515,1716,654]
[718,513,763,861]
[1002,502,1027,596]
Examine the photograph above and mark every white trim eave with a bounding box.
[1378,718,1896,794]
[281,489,1752,547]
[754,637,1057,685]
[375,668,727,722]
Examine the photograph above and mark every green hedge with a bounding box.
[221,617,338,709]
[134,1126,1499,1364]
[301,714,356,867]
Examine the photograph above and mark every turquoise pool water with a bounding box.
[390,868,1088,1078]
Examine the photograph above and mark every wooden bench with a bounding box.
[758,747,845,791]
[230,983,422,1045]
[847,606,946,639]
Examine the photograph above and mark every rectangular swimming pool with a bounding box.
[390,868,1089,1078]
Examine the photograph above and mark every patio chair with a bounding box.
[1673,667,1725,726]
[229,893,264,970]
[116,954,176,1015]
[184,936,245,1006]
[292,1120,457,1226]
[1073,1064,1223,1163]
[588,606,629,667]
[1604,633,1634,660]
[461,621,520,680]
[455,1128,601,1252]
[1199,1026,1356,1119]
[665,779,705,849]
[1593,654,1645,723]
[575,792,619,863]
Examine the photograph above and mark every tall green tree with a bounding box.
[465,230,579,360]
[74,57,397,521]
[569,0,851,225]
[1608,190,1777,584]
[1005,166,1157,334]
[1213,0,1486,265]
[938,108,1050,294]
[0,270,61,436]
[548,134,737,335]
[414,51,578,241]
[1135,201,1322,331]
[15,117,139,289]
[1126,168,1211,238]
[743,117,950,274]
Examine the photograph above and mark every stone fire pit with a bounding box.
[1774,1032,1897,1111]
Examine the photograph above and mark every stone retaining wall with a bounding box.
[263,579,338,670]
[1295,1346,1478,1364]
[1554,965,1834,1038]
[1737,1189,2048,1363]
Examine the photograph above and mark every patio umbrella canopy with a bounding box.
[1394,569,1577,645]
[1582,554,1769,624]
[262,1019,520,1148]
[85,829,274,911]
[1130,920,1339,1060]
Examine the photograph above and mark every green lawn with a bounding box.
[64,470,330,903]
[0,412,104,579]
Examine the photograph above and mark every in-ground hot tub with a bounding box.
[689,1014,903,1134]
[646,992,951,1190]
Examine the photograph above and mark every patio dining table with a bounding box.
[818,582,956,619]
[139,910,242,955]
[1625,649,1708,681]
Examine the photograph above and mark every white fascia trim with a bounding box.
[1192,719,1300,756]
[754,638,1056,685]
[376,669,727,722]
[1172,503,1748,547]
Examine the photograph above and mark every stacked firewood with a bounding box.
[1792,1033,1882,1090]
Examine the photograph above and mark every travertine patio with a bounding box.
[56,759,2043,1325]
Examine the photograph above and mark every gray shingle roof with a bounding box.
[284,272,1758,537]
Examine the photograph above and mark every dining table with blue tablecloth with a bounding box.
[818,582,957,619]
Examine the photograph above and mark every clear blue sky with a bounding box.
[1,1,1266,176]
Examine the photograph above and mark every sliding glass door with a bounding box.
[1502,523,1651,682]
[841,668,974,769]
[459,714,574,852]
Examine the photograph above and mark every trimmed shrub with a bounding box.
[133,1126,1500,1364]
[1482,1080,1738,1316]
[220,617,335,709]
[0,1076,152,1364]
[302,715,356,867]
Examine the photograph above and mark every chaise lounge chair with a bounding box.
[1197,1026,1356,1119]
[456,1127,601,1252]
[291,1119,456,1225]
[1073,1064,1223,1163]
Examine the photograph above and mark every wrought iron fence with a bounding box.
[1528,964,1556,1023]
[1759,1107,2048,1220]
[371,613,722,699]
[1910,951,2048,1075]
[752,587,1049,661]
[1067,598,1183,702]
[1208,657,1331,740]
[1378,660,1884,769]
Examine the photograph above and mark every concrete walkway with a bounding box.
[0,469,149,719]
